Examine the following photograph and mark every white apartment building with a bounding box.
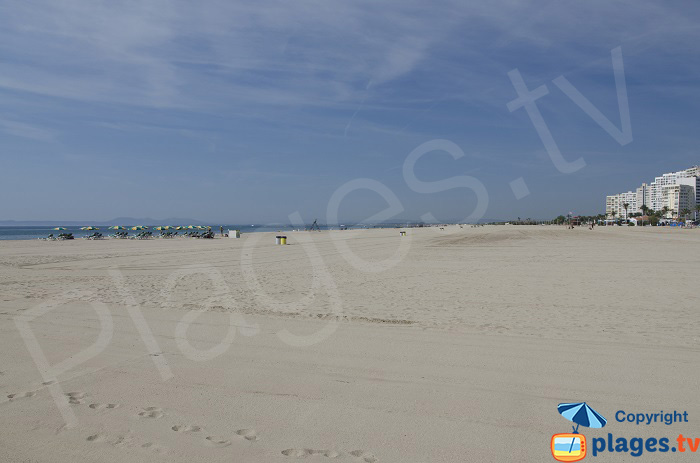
[605,190,637,219]
[636,183,649,212]
[678,176,700,209]
[661,184,695,218]
[606,166,699,219]
[648,166,700,211]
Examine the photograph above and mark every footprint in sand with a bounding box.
[65,392,87,405]
[87,432,166,454]
[42,380,56,386]
[205,436,232,448]
[138,407,164,419]
[112,435,132,446]
[141,442,166,454]
[282,449,342,458]
[171,425,202,433]
[350,450,378,462]
[86,433,108,443]
[7,391,36,400]
[235,428,258,441]
[89,403,119,410]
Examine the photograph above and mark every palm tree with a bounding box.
[696,204,700,221]
[681,208,691,223]
[622,203,629,222]
[661,206,670,219]
[640,205,649,226]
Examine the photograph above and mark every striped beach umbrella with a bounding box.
[81,226,99,230]
[558,402,607,432]
[53,227,66,230]
[109,226,126,230]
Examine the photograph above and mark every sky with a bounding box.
[1,0,699,224]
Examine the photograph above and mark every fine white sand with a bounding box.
[1,225,699,462]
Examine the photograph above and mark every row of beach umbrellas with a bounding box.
[53,226,211,231]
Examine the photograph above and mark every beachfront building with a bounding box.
[661,184,695,218]
[606,165,699,219]
[636,183,649,212]
[605,190,637,219]
[678,176,700,212]
[648,166,700,212]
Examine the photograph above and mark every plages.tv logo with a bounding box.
[552,402,607,462]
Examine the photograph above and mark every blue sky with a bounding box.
[1,1,699,223]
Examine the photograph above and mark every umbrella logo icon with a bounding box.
[551,402,606,462]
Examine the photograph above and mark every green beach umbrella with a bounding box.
[53,227,66,230]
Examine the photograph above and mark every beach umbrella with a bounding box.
[187,225,195,229]
[53,227,66,230]
[109,226,126,230]
[558,402,607,452]
[558,402,606,431]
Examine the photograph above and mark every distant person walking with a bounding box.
[220,226,223,236]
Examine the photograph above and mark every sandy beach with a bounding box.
[1,225,699,462]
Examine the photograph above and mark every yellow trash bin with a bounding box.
[280,236,287,245]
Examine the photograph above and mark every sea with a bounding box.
[0,224,408,241]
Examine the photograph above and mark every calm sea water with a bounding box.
[0,224,386,241]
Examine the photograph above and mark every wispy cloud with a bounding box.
[2,1,698,115]
[0,118,55,141]
[2,1,700,221]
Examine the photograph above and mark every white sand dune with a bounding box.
[1,226,698,462]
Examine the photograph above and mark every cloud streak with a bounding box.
[2,1,700,222]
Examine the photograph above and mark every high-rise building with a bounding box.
[605,166,699,219]
[605,190,637,219]
[661,184,694,218]
[636,183,649,211]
